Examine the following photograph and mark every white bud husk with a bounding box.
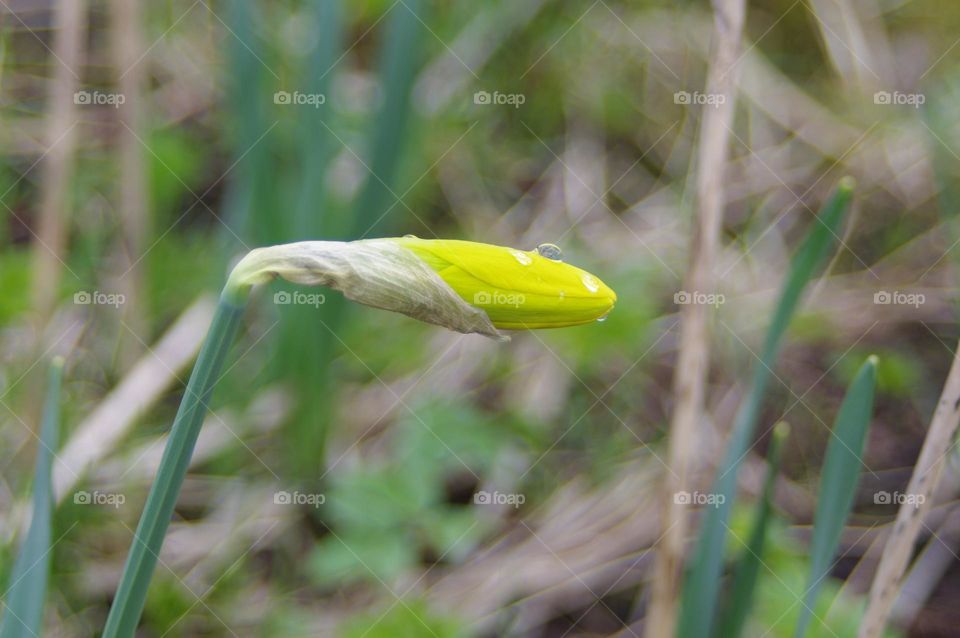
[227,239,505,340]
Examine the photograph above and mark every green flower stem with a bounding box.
[102,287,248,637]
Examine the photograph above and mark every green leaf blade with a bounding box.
[794,355,878,638]
[678,179,855,638]
[0,358,64,638]
[719,422,790,638]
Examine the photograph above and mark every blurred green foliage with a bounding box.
[309,401,535,588]
[340,599,467,638]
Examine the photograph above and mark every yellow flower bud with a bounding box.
[388,237,617,329]
[227,237,616,339]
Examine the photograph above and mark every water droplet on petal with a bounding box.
[596,314,608,323]
[403,234,419,238]
[559,290,566,300]
[537,243,563,261]
[581,273,600,293]
[510,250,533,266]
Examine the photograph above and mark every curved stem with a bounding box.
[102,288,248,637]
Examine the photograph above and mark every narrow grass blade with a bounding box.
[350,0,426,239]
[0,357,63,638]
[285,0,427,478]
[102,292,247,637]
[794,356,877,638]
[293,0,342,234]
[678,178,855,638]
[222,0,277,248]
[281,0,344,479]
[719,421,789,638]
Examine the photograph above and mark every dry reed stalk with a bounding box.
[31,0,87,323]
[859,341,960,638]
[646,0,746,635]
[111,0,148,366]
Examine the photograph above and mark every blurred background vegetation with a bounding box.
[1,0,959,635]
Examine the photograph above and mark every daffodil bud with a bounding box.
[390,237,617,329]
[226,237,616,339]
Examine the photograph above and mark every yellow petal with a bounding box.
[390,237,617,329]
